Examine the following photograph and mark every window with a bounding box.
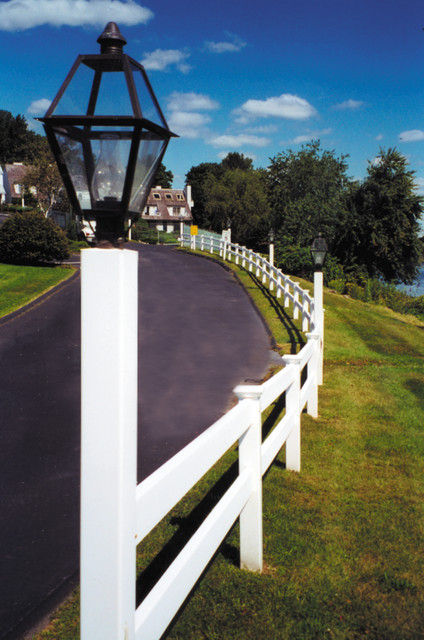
[153,193,161,199]
[176,194,184,201]
[165,193,172,200]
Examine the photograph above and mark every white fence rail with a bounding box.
[80,239,324,640]
[182,233,316,335]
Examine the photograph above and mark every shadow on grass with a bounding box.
[246,272,305,354]
[136,393,287,608]
[136,461,240,607]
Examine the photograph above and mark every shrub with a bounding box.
[0,211,70,265]
[276,244,312,278]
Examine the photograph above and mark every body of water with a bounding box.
[398,265,424,297]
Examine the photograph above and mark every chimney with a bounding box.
[185,184,194,209]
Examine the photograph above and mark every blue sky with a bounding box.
[1,0,424,191]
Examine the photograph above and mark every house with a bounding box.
[141,185,193,233]
[1,163,33,206]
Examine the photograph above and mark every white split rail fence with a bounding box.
[80,236,324,640]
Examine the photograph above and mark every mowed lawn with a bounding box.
[33,260,424,640]
[0,263,74,318]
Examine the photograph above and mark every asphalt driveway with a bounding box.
[0,243,271,638]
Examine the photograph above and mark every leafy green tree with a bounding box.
[0,211,70,265]
[0,110,45,164]
[186,153,257,230]
[267,141,352,253]
[22,140,70,214]
[153,162,173,188]
[185,161,223,228]
[221,152,253,172]
[204,168,270,247]
[345,148,423,284]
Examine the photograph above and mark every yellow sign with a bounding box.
[190,225,198,236]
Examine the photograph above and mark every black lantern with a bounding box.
[268,229,275,244]
[38,22,177,245]
[310,233,328,271]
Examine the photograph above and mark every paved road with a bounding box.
[0,244,271,638]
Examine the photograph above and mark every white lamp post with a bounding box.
[39,23,176,639]
[310,234,328,385]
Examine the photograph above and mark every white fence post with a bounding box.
[305,333,319,418]
[281,356,301,472]
[314,271,324,385]
[235,390,263,572]
[80,248,138,640]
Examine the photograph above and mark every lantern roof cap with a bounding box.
[97,22,127,54]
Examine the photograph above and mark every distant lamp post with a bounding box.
[310,233,327,386]
[38,21,176,246]
[310,233,328,271]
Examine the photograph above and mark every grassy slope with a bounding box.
[0,263,74,318]
[35,260,424,640]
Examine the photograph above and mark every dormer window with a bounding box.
[176,194,183,201]
[153,193,161,199]
[165,193,172,200]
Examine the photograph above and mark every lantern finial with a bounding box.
[97,22,127,54]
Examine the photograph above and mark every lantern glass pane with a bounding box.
[129,132,166,213]
[51,58,133,116]
[92,70,133,116]
[54,130,91,209]
[54,126,134,210]
[52,63,96,116]
[91,132,132,201]
[130,63,168,127]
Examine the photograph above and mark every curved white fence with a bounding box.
[80,240,324,640]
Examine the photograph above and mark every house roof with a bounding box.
[4,163,31,184]
[3,163,33,198]
[142,186,193,222]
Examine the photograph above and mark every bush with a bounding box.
[276,244,312,278]
[0,211,70,265]
[131,218,179,244]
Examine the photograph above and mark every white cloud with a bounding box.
[375,134,384,141]
[167,111,211,139]
[234,94,316,122]
[290,128,332,144]
[208,134,270,149]
[27,98,52,114]
[0,0,153,31]
[334,99,365,110]
[204,33,246,54]
[140,49,191,73]
[414,177,424,194]
[399,129,424,142]
[167,92,219,112]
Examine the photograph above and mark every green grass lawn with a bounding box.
[0,263,74,318]
[34,256,424,640]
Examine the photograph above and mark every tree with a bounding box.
[0,110,45,165]
[22,139,70,214]
[267,141,352,250]
[204,168,270,247]
[345,148,423,284]
[153,162,173,188]
[185,153,257,229]
[221,152,253,172]
[185,161,223,228]
[0,211,70,265]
